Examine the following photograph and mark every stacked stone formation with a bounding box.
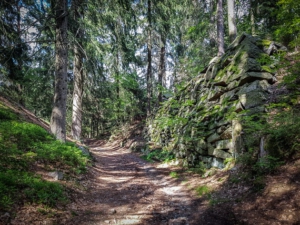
[149,33,286,168]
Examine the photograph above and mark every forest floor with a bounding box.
[2,96,300,225]
[10,137,300,225]
[7,137,300,225]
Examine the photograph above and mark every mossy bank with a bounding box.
[0,101,90,217]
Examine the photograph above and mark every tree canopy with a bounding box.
[0,0,298,140]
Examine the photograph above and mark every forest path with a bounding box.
[66,139,196,225]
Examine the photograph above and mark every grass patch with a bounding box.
[169,171,179,178]
[195,185,210,197]
[0,104,90,210]
[141,148,175,163]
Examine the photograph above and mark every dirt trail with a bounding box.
[66,140,196,225]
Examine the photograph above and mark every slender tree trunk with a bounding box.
[146,0,152,117]
[209,0,216,48]
[71,0,84,141]
[227,0,237,42]
[116,52,121,123]
[217,0,225,56]
[251,8,255,35]
[158,35,166,104]
[16,1,24,106]
[50,0,68,142]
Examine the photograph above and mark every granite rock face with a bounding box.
[148,34,285,169]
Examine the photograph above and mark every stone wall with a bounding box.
[148,34,286,168]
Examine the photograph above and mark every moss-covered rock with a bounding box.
[213,149,232,159]
[215,139,233,150]
[239,91,267,109]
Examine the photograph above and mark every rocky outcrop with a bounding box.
[148,34,286,168]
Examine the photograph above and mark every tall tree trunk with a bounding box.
[71,40,84,140]
[158,35,166,104]
[71,0,84,141]
[227,0,237,42]
[217,0,225,56]
[50,0,68,142]
[146,0,152,117]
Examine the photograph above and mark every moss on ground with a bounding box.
[0,103,90,210]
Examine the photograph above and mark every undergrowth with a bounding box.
[241,107,300,175]
[232,53,300,192]
[0,103,90,210]
[0,170,66,209]
[236,59,300,192]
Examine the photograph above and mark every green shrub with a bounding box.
[254,156,283,174]
[35,141,89,171]
[266,110,300,158]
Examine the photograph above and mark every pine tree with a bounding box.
[50,0,68,142]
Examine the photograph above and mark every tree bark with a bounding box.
[146,0,152,117]
[227,0,237,42]
[217,0,225,56]
[50,0,68,142]
[71,0,84,141]
[158,35,166,104]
